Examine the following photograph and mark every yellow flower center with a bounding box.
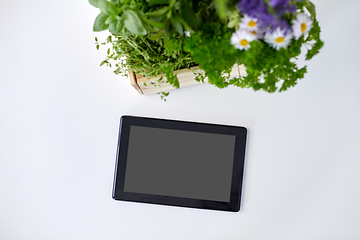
[275,37,285,43]
[250,31,257,35]
[301,23,307,32]
[240,39,249,46]
[248,21,256,27]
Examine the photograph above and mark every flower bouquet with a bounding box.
[90,0,323,99]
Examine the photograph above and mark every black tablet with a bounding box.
[112,115,247,212]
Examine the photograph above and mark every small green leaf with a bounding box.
[89,0,100,8]
[147,0,169,4]
[177,17,193,32]
[304,0,316,18]
[213,0,226,19]
[147,19,166,29]
[163,35,175,49]
[93,13,109,31]
[171,17,183,35]
[180,0,199,29]
[148,33,161,40]
[109,19,123,35]
[96,44,99,50]
[169,0,176,6]
[100,60,108,66]
[123,10,147,35]
[105,16,116,25]
[99,0,119,16]
[146,6,170,17]
[134,8,166,29]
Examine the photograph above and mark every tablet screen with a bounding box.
[113,116,247,212]
[124,126,236,202]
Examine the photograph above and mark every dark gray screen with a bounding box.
[124,126,236,202]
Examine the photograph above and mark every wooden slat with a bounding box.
[129,70,144,95]
[130,64,247,95]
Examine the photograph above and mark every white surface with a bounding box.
[1,0,360,239]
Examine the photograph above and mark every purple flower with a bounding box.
[237,0,268,20]
[270,0,297,15]
[237,0,298,32]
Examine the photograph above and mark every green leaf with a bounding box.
[171,17,183,35]
[99,0,119,16]
[147,0,169,4]
[89,0,101,8]
[163,35,175,49]
[180,0,199,29]
[303,0,316,18]
[109,18,123,35]
[169,0,176,7]
[177,17,193,32]
[146,19,166,29]
[123,10,147,35]
[306,40,323,60]
[148,33,161,40]
[213,0,226,19]
[135,8,166,29]
[93,13,109,31]
[305,19,323,60]
[100,60,108,66]
[105,16,116,25]
[146,6,170,17]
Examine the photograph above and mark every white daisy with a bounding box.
[264,27,293,50]
[239,15,259,31]
[292,13,313,40]
[230,29,257,50]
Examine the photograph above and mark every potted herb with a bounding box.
[90,0,323,100]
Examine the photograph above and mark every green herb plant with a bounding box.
[90,0,324,99]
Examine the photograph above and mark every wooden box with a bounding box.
[129,64,247,95]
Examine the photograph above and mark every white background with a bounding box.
[1,0,360,239]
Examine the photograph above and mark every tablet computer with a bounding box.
[112,115,247,212]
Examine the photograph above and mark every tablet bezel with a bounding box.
[112,115,247,212]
